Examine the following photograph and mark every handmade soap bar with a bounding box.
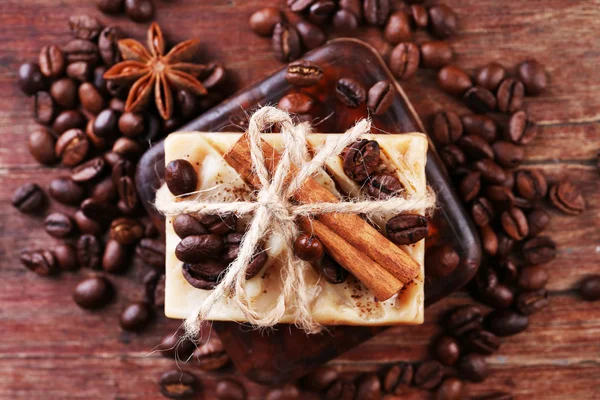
[163,132,428,326]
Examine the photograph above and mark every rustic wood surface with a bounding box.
[1,0,599,399]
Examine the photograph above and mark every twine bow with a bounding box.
[155,106,435,336]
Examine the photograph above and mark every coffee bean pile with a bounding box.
[96,0,155,23]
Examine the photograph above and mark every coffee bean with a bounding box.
[39,45,65,78]
[158,329,196,360]
[473,159,506,184]
[336,77,366,107]
[294,234,324,261]
[69,15,102,40]
[97,0,124,14]
[53,110,86,134]
[447,305,483,336]
[159,370,197,399]
[174,90,199,119]
[71,156,106,183]
[183,259,228,283]
[194,336,230,370]
[302,366,339,392]
[53,244,78,271]
[461,115,497,143]
[476,276,514,309]
[66,61,93,82]
[79,82,106,115]
[515,170,547,201]
[98,26,122,66]
[287,0,315,12]
[216,378,247,400]
[332,9,359,32]
[459,172,481,202]
[413,360,444,390]
[12,183,45,213]
[438,66,472,96]
[326,380,356,399]
[308,1,336,25]
[502,170,515,189]
[549,180,585,214]
[285,60,323,87]
[389,42,420,80]
[74,210,103,235]
[493,141,524,169]
[250,7,282,37]
[77,234,102,269]
[501,207,529,240]
[420,41,452,69]
[165,159,198,196]
[28,126,57,165]
[320,254,348,284]
[63,39,99,65]
[496,234,514,261]
[87,117,110,149]
[383,362,413,394]
[428,4,457,38]
[384,11,411,44]
[497,78,524,113]
[81,197,118,223]
[435,377,463,400]
[339,0,362,18]
[116,112,145,138]
[471,197,494,227]
[272,23,301,62]
[18,63,46,96]
[44,212,74,238]
[527,208,550,236]
[176,234,223,263]
[486,309,529,336]
[73,276,112,309]
[364,0,390,26]
[440,145,466,169]
[434,336,460,366]
[507,110,537,144]
[458,354,488,382]
[110,217,144,245]
[366,173,403,199]
[409,4,428,28]
[475,62,507,92]
[20,249,57,276]
[93,109,120,138]
[464,86,497,114]
[367,80,395,115]
[432,111,463,145]
[354,373,381,400]
[48,177,84,205]
[342,139,380,181]
[386,214,428,245]
[464,329,501,355]
[426,244,460,277]
[173,214,208,238]
[34,91,56,125]
[516,289,549,315]
[517,59,547,95]
[579,275,600,301]
[522,236,556,264]
[517,265,548,291]
[479,225,498,256]
[125,0,154,22]
[496,259,517,283]
[278,92,314,114]
[458,134,494,159]
[137,238,166,269]
[101,239,130,273]
[120,301,152,331]
[113,137,143,161]
[295,19,326,50]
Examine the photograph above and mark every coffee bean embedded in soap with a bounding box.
[386,214,428,245]
[173,214,208,238]
[342,139,380,182]
[165,159,198,196]
[320,254,348,284]
[176,234,224,263]
[294,234,324,262]
[366,173,403,199]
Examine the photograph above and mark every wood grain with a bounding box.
[0,0,599,399]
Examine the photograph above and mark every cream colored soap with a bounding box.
[163,132,428,326]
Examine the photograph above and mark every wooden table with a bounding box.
[0,1,598,398]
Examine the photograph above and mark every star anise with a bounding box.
[104,23,208,120]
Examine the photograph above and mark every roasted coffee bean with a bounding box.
[12,183,45,213]
[44,212,74,238]
[410,4,428,28]
[517,59,548,95]
[81,197,118,222]
[438,66,472,96]
[549,180,585,214]
[77,234,102,269]
[516,289,549,315]
[93,66,109,95]
[502,170,515,190]
[53,110,86,134]
[459,172,481,202]
[294,234,324,262]
[435,377,463,400]
[101,235,131,272]
[434,336,460,366]
[159,370,197,399]
[278,93,314,114]
[332,9,359,32]
[336,78,366,107]
[216,378,247,400]
[54,244,78,271]
[113,138,143,161]
[480,225,498,256]
[183,259,228,282]
[428,4,457,38]
[18,63,45,96]
[106,79,131,99]
[496,234,514,261]
[476,278,514,309]
[69,15,102,40]
[96,0,124,14]
[105,151,125,167]
[364,0,390,26]
[493,141,524,169]
[250,7,282,36]
[475,62,507,92]
[79,82,106,114]
[34,91,56,125]
[461,115,497,143]
[321,255,348,284]
[120,301,152,331]
[389,42,420,80]
[517,265,548,291]
[354,373,381,400]
[73,276,112,308]
[201,63,226,90]
[98,26,122,66]
[71,156,105,183]
[579,275,600,301]
[458,134,494,159]
[173,214,208,238]
[420,41,452,69]
[74,210,103,235]
[117,112,145,138]
[507,110,537,144]
[93,109,120,138]
[326,380,357,399]
[464,329,501,355]
[432,111,463,145]
[522,236,556,264]
[471,197,494,227]
[515,169,547,201]
[386,214,428,245]
[464,86,497,114]
[165,159,198,196]
[426,244,460,277]
[272,23,301,62]
[92,177,117,204]
[67,61,93,82]
[198,214,237,235]
[158,329,196,360]
[110,217,144,245]
[527,208,550,236]
[383,362,413,394]
[384,11,411,44]
[39,45,65,78]
[287,0,315,12]
[367,81,395,115]
[194,336,230,370]
[366,173,403,199]
[63,39,99,65]
[413,360,444,390]
[175,90,200,119]
[28,126,57,165]
[302,366,339,392]
[501,207,529,240]
[308,1,336,25]
[137,238,165,269]
[447,305,483,336]
[440,145,466,169]
[20,249,57,276]
[342,139,380,181]
[125,0,154,22]
[486,309,529,336]
[223,233,244,264]
[497,78,524,113]
[87,118,108,149]
[473,159,506,184]
[339,0,362,18]
[176,235,224,263]
[295,19,326,50]
[458,354,488,382]
[285,60,323,87]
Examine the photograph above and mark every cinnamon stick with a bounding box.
[223,133,421,285]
